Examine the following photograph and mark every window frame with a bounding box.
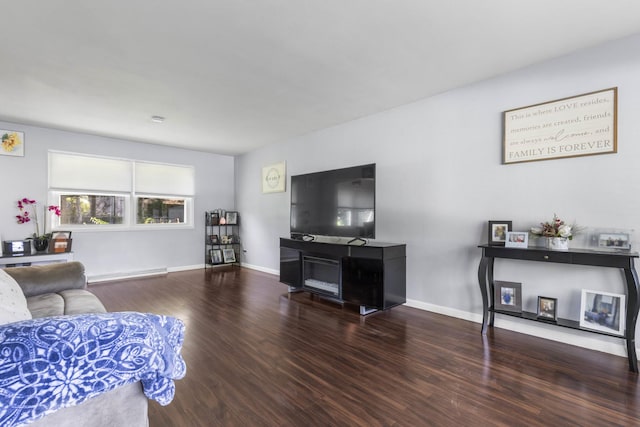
[48,151,195,232]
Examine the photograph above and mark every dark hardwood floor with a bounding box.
[89,267,640,426]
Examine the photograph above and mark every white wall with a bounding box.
[235,33,640,356]
[0,122,234,279]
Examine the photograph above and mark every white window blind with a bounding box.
[49,152,132,192]
[135,162,195,196]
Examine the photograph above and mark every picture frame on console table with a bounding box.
[505,231,528,249]
[580,289,625,335]
[488,220,512,246]
[537,296,558,322]
[494,280,522,313]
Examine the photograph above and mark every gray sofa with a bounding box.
[4,262,149,427]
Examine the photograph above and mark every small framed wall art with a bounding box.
[493,280,522,313]
[262,161,286,193]
[0,130,25,157]
[505,231,528,249]
[488,220,512,246]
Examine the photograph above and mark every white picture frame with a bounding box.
[0,130,25,157]
[580,289,625,335]
[505,231,528,248]
[222,248,236,263]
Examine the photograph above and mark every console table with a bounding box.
[478,244,640,372]
[280,238,406,315]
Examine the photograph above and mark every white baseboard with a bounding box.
[168,264,203,273]
[405,299,631,359]
[240,262,279,275]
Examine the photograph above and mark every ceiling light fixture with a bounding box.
[150,115,165,123]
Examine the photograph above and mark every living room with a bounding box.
[1,2,640,425]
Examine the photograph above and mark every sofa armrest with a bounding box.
[4,261,87,297]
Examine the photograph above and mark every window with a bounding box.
[137,197,185,224]
[49,151,195,230]
[60,194,126,225]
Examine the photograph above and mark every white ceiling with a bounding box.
[1,1,640,155]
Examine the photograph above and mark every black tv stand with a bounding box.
[347,237,368,245]
[279,238,406,315]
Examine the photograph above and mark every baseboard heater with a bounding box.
[88,267,168,284]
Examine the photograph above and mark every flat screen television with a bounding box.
[290,164,375,239]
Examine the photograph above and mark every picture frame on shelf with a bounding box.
[537,296,558,322]
[222,248,236,263]
[209,212,220,226]
[220,235,232,244]
[488,221,512,246]
[51,231,72,240]
[210,249,223,264]
[209,234,219,245]
[50,238,72,253]
[493,280,522,313]
[505,231,528,249]
[225,211,238,225]
[580,289,625,335]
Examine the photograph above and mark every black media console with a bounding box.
[279,238,406,315]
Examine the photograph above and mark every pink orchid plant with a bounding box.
[16,197,61,240]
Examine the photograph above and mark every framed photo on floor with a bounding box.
[488,221,512,246]
[494,280,522,313]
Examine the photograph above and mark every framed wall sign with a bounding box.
[262,161,286,193]
[503,88,617,164]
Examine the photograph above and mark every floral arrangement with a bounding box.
[16,197,61,240]
[530,214,576,240]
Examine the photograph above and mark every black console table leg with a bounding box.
[624,265,640,372]
[478,255,493,335]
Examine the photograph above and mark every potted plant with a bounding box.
[530,214,577,251]
[16,198,61,252]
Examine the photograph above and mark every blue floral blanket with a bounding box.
[0,312,186,427]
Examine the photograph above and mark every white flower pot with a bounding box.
[546,237,569,251]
